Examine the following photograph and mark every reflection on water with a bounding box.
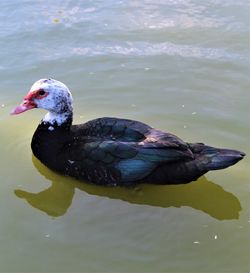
[14,155,241,220]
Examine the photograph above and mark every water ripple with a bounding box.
[39,42,243,61]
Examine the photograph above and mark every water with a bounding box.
[0,1,249,272]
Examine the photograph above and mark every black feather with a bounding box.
[31,117,245,186]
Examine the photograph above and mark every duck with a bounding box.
[11,78,245,186]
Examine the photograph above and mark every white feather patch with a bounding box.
[43,112,70,126]
[48,126,54,131]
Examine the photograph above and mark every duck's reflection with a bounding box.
[14,155,241,220]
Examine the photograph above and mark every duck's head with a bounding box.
[12,79,73,125]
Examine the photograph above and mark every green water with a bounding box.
[0,1,249,272]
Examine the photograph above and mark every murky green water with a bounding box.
[0,1,249,272]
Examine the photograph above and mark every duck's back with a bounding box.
[71,117,151,142]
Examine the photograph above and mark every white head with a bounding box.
[12,79,73,125]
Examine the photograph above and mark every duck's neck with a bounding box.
[42,110,73,129]
[32,111,73,171]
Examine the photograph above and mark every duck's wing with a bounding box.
[61,139,138,185]
[61,133,193,185]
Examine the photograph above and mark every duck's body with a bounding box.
[12,79,245,186]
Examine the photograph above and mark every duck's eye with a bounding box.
[38,90,46,96]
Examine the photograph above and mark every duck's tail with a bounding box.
[189,143,245,171]
[140,143,245,185]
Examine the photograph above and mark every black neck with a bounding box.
[31,115,73,171]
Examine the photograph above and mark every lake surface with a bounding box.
[0,1,249,272]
